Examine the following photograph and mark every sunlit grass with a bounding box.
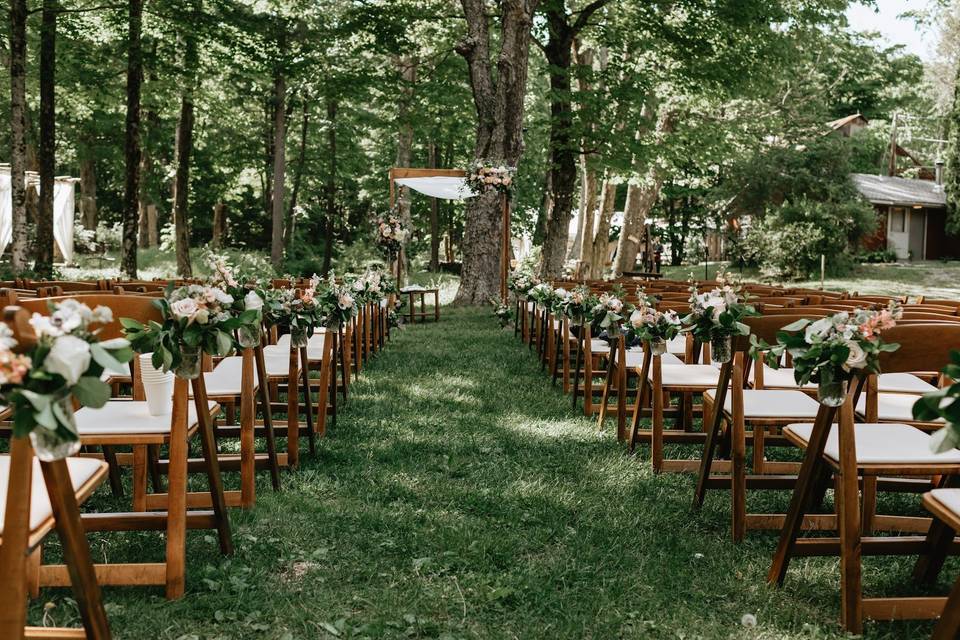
[26,307,956,639]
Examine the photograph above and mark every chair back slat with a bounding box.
[16,294,162,341]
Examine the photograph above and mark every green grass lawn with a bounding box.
[30,307,956,639]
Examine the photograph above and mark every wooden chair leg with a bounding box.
[191,376,233,556]
[836,463,864,633]
[41,459,112,638]
[913,517,956,585]
[165,379,190,600]
[767,405,838,586]
[26,545,41,599]
[255,346,281,492]
[299,346,316,457]
[132,445,148,511]
[932,573,960,640]
[571,341,583,410]
[147,444,163,493]
[651,371,664,473]
[240,348,256,508]
[101,445,124,497]
[731,410,746,542]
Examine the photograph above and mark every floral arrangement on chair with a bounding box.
[590,293,627,342]
[527,283,554,308]
[206,253,265,348]
[316,274,358,329]
[123,283,246,378]
[914,350,960,452]
[466,160,515,195]
[490,299,512,328]
[374,212,409,260]
[507,272,539,297]
[5,300,134,460]
[681,275,758,363]
[558,286,599,326]
[262,274,325,346]
[750,303,902,406]
[626,293,682,354]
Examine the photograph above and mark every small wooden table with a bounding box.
[403,288,440,323]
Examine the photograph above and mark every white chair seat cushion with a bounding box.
[749,365,816,390]
[590,338,612,353]
[877,373,938,394]
[649,364,721,387]
[260,347,298,377]
[273,333,329,361]
[0,456,106,535]
[856,393,944,423]
[526,301,534,311]
[704,389,821,419]
[667,335,686,356]
[74,400,217,435]
[784,423,960,465]
[623,351,683,368]
[928,489,960,517]
[198,357,259,396]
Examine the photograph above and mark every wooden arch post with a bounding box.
[388,167,511,304]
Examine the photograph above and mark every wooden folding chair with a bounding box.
[0,308,112,639]
[768,323,960,634]
[18,295,233,600]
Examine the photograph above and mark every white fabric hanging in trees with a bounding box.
[0,169,76,262]
[52,181,75,263]
[395,176,477,201]
[0,173,11,258]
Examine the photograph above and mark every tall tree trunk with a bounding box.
[577,159,598,267]
[121,0,143,278]
[534,168,551,246]
[394,55,417,276]
[138,40,158,249]
[270,67,286,268]
[34,0,57,276]
[211,202,227,248]
[612,109,677,274]
[322,98,337,276]
[284,100,309,250]
[171,32,196,278]
[137,150,152,247]
[588,176,616,278]
[455,0,541,304]
[428,141,440,271]
[79,154,97,230]
[8,0,28,272]
[536,1,610,279]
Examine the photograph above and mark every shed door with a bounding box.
[908,208,926,260]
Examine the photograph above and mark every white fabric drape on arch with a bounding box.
[394,176,477,201]
[0,170,75,262]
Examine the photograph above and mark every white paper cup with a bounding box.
[139,353,173,416]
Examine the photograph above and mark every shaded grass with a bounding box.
[28,307,955,639]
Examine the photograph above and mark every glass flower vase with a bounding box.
[710,334,733,363]
[817,378,848,407]
[237,323,261,349]
[650,338,667,356]
[30,398,81,461]
[175,345,202,379]
[290,326,310,347]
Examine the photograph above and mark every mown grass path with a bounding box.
[42,307,948,639]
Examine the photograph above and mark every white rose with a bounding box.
[338,292,354,310]
[29,313,63,338]
[629,309,644,329]
[45,335,91,385]
[244,291,263,311]
[844,340,868,370]
[170,298,199,322]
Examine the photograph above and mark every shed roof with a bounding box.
[851,173,946,208]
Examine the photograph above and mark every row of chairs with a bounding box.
[515,277,960,636]
[0,279,396,639]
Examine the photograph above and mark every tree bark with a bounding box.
[8,0,28,272]
[537,0,610,280]
[394,55,417,276]
[577,157,598,267]
[322,98,337,276]
[612,109,677,274]
[121,0,143,278]
[171,31,197,278]
[79,154,97,230]
[284,100,309,250]
[34,0,57,276]
[211,202,227,248]
[270,67,286,268]
[137,149,152,247]
[588,176,616,278]
[455,0,540,304]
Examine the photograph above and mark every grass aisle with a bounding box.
[72,307,940,639]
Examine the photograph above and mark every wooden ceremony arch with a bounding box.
[388,167,511,303]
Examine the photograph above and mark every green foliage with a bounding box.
[914,350,960,452]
